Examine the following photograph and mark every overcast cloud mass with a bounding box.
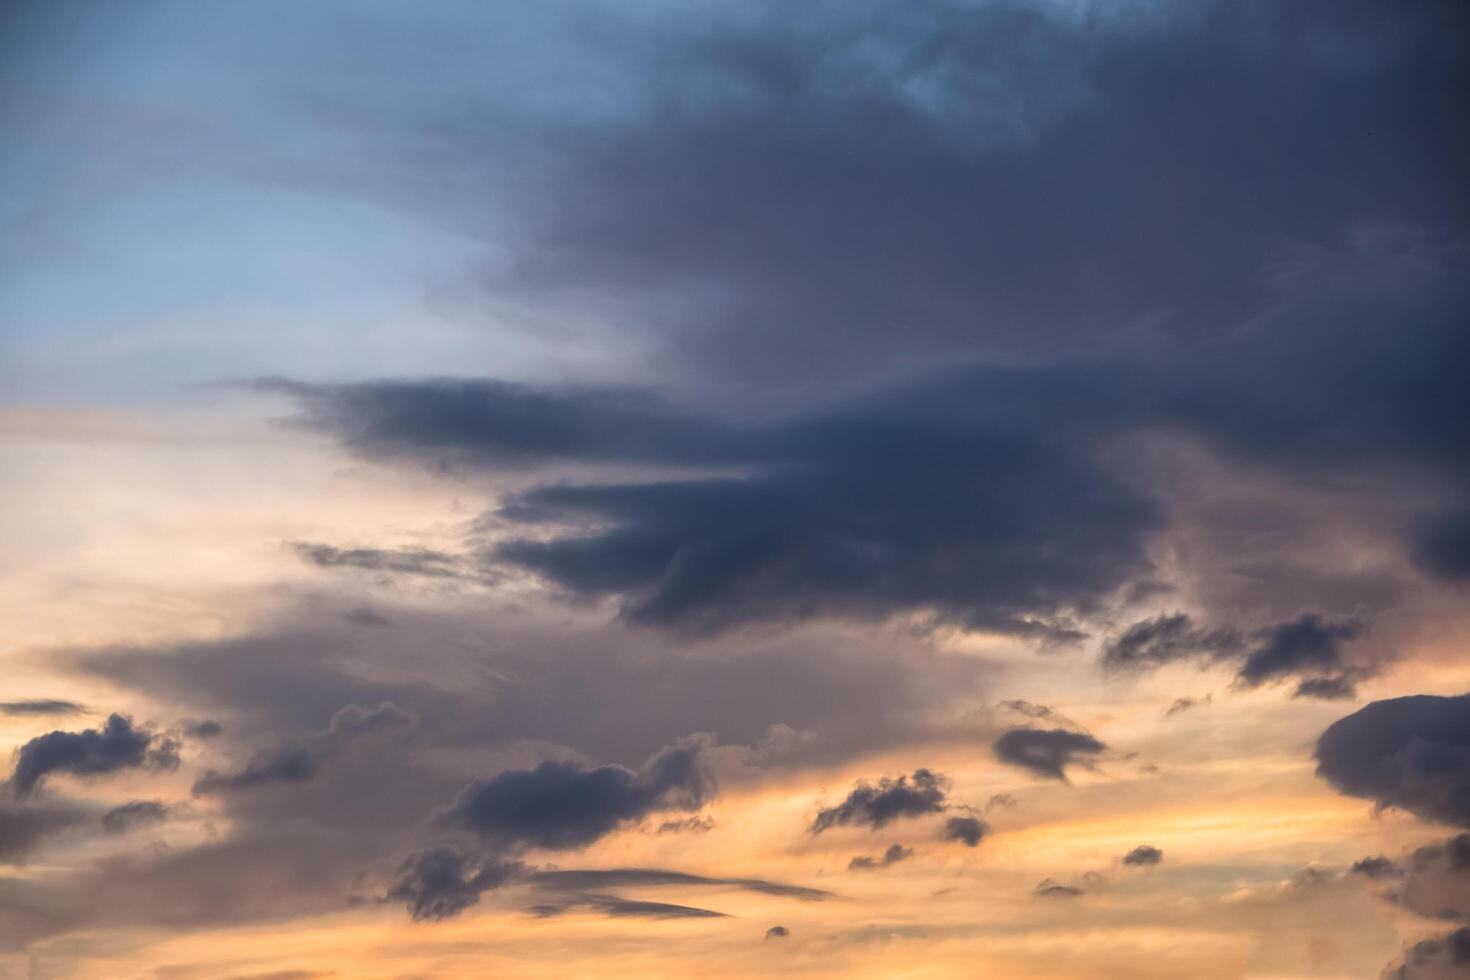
[0,1,1467,977]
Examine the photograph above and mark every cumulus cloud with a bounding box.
[943,816,986,848]
[1316,694,1470,827]
[441,737,714,850]
[765,925,789,940]
[1122,845,1163,867]
[10,714,168,797]
[993,729,1106,782]
[812,770,948,833]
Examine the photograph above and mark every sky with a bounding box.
[0,1,1468,977]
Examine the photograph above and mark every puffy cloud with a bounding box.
[943,816,985,848]
[993,729,1106,782]
[1316,694,1470,827]
[812,770,948,833]
[442,737,714,850]
[384,845,523,921]
[1383,927,1470,979]
[11,714,164,797]
[1122,845,1163,867]
[849,844,913,871]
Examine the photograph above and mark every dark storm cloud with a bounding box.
[1386,929,1470,980]
[993,728,1106,782]
[943,816,985,848]
[385,845,523,921]
[11,714,163,797]
[442,737,714,850]
[0,699,86,717]
[477,0,1469,388]
[1316,694,1470,827]
[194,702,413,795]
[1122,845,1162,867]
[812,769,948,833]
[849,844,913,871]
[100,800,169,835]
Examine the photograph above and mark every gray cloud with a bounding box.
[0,699,87,717]
[385,845,523,921]
[812,769,948,833]
[1122,845,1162,867]
[528,868,829,902]
[1105,612,1372,699]
[441,737,714,850]
[993,728,1106,782]
[194,702,414,795]
[100,800,170,835]
[765,925,789,940]
[943,816,985,848]
[849,843,913,871]
[0,802,89,863]
[1034,879,1084,898]
[1164,695,1212,718]
[290,541,491,585]
[10,714,166,798]
[1316,694,1470,827]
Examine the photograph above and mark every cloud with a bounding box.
[0,803,89,862]
[849,844,913,871]
[812,770,948,833]
[1034,879,1084,898]
[530,894,728,920]
[290,541,491,585]
[194,702,414,795]
[1384,927,1470,979]
[10,714,166,797]
[0,699,87,717]
[441,737,714,850]
[184,719,223,739]
[1164,695,1211,718]
[1316,694,1470,827]
[1237,614,1363,687]
[385,845,523,921]
[528,868,830,902]
[943,816,985,848]
[101,800,170,835]
[1106,612,1371,699]
[1351,855,1400,880]
[765,925,789,940]
[1411,509,1470,582]
[1122,845,1163,867]
[993,728,1106,782]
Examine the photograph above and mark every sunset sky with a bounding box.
[2,2,1468,978]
